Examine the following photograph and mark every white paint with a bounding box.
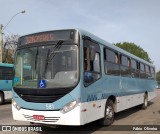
[12,104,82,125]
[12,100,106,125]
[115,91,156,112]
[81,99,106,124]
[4,91,12,100]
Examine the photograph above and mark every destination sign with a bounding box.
[18,30,77,46]
[25,33,54,45]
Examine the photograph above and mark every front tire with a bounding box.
[99,100,114,126]
[0,92,4,105]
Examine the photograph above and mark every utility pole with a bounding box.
[0,10,25,63]
[0,24,3,62]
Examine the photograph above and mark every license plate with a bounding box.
[33,115,45,120]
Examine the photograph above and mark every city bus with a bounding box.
[12,29,157,126]
[0,63,13,104]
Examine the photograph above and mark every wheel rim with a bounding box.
[0,96,1,102]
[106,106,114,119]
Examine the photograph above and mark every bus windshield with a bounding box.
[13,44,78,89]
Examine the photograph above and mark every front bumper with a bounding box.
[12,103,82,126]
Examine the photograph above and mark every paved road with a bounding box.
[0,89,160,134]
[0,102,11,123]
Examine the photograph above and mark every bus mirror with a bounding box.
[90,46,96,61]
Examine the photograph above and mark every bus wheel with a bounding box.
[142,94,148,109]
[0,92,4,105]
[99,100,114,126]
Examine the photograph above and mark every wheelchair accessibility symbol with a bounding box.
[38,80,46,88]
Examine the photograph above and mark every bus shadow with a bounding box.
[1,100,11,105]
[3,100,11,104]
[115,101,154,121]
[37,102,154,134]
[36,121,102,134]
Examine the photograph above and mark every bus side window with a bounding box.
[151,67,155,79]
[84,47,89,71]
[0,66,13,80]
[145,65,151,79]
[140,63,146,78]
[104,48,120,75]
[131,59,139,78]
[83,39,101,86]
[120,55,131,76]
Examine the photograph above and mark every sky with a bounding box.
[0,0,160,71]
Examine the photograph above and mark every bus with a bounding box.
[12,29,157,126]
[0,63,13,104]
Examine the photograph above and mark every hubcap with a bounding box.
[106,106,113,119]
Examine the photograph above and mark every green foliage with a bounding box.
[115,42,152,63]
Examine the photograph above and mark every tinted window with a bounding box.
[140,63,146,78]
[140,63,145,71]
[84,39,101,86]
[104,48,120,75]
[0,66,13,80]
[120,55,130,76]
[151,67,155,79]
[106,49,116,63]
[121,55,128,66]
[131,59,139,78]
[146,65,151,78]
[131,59,137,69]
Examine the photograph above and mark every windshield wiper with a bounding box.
[47,40,64,62]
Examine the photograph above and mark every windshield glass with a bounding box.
[13,44,78,89]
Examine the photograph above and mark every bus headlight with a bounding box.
[60,99,80,114]
[12,99,21,111]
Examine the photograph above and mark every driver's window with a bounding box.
[83,39,101,86]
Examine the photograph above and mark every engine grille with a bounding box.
[20,94,64,103]
[13,87,72,103]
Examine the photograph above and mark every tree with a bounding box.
[3,34,19,63]
[115,42,152,63]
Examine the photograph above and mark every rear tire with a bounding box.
[0,92,4,105]
[142,94,148,109]
[99,100,114,126]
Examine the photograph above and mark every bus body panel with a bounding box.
[4,91,12,100]
[12,90,156,125]
[115,91,156,112]
[0,80,12,91]
[0,63,13,104]
[12,103,82,125]
[12,99,106,125]
[13,92,74,111]
[12,83,81,110]
[12,29,157,125]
